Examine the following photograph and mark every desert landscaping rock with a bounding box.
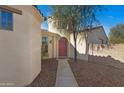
[28,59,58,87]
[69,59,124,87]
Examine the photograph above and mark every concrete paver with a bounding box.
[55,59,78,87]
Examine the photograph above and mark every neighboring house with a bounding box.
[87,26,108,44]
[41,17,108,60]
[0,5,44,86]
[87,26,109,54]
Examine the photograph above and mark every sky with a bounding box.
[38,5,124,36]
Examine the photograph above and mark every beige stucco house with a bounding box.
[0,5,44,86]
[41,17,108,61]
[0,5,108,86]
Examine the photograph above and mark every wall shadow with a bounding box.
[69,43,88,61]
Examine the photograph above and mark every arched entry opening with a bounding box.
[58,37,68,58]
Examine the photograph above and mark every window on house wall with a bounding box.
[0,9,13,31]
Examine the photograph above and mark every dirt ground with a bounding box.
[28,58,58,87]
[69,58,124,87]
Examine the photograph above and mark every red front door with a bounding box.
[59,38,68,57]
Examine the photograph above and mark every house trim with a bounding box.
[0,5,22,15]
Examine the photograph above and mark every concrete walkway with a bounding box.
[55,59,78,87]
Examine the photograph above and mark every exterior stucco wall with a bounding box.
[48,18,88,61]
[89,44,124,63]
[69,33,88,61]
[48,36,54,58]
[42,31,59,58]
[48,18,107,61]
[0,5,42,86]
[53,35,59,58]
[29,11,41,85]
[48,19,69,38]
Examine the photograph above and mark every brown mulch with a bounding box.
[28,58,58,87]
[69,58,124,87]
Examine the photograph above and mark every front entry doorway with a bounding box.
[59,37,68,58]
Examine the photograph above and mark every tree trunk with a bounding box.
[73,31,77,61]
